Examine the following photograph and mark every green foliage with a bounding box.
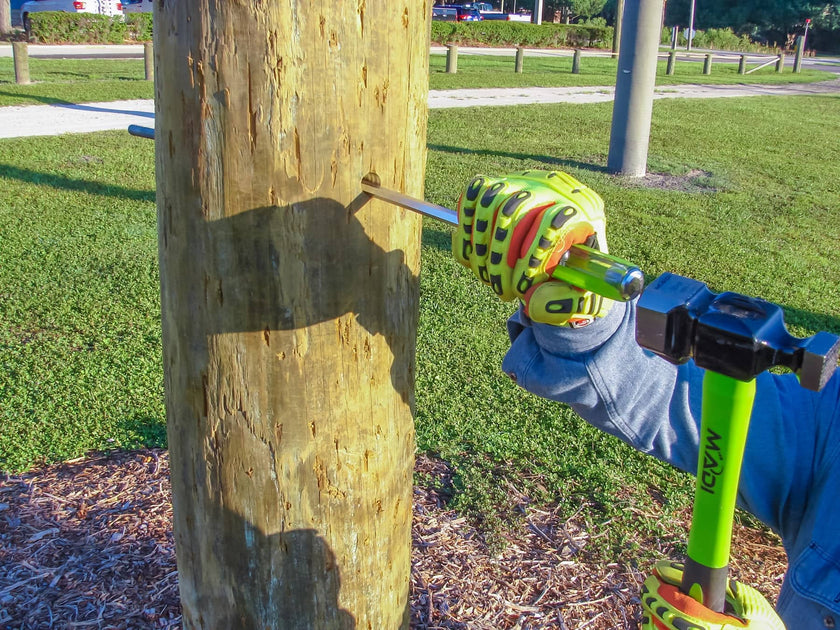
[661,26,771,52]
[27,12,127,44]
[0,133,163,472]
[570,0,608,20]
[0,58,154,106]
[582,16,608,27]
[430,20,614,49]
[663,0,840,52]
[125,13,153,42]
[26,11,152,44]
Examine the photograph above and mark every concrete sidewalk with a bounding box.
[2,79,839,139]
[0,44,146,58]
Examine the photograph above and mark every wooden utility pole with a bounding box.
[154,3,429,628]
[0,0,11,35]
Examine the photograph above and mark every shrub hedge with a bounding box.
[659,26,770,53]
[26,12,152,44]
[25,12,610,49]
[125,14,153,42]
[431,21,614,49]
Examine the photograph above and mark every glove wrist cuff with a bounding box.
[529,299,628,357]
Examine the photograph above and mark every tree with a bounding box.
[546,0,608,21]
[664,0,833,39]
[572,0,609,20]
[154,2,429,628]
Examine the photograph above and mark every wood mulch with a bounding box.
[0,450,787,629]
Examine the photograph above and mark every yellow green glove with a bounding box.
[451,170,611,327]
[641,561,785,630]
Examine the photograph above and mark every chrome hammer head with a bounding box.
[636,273,840,391]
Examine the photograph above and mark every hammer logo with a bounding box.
[700,428,724,495]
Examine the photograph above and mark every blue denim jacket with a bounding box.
[502,300,840,629]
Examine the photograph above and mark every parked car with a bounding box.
[10,0,28,26]
[122,0,151,14]
[464,2,494,11]
[432,6,458,21]
[436,5,484,21]
[20,0,123,34]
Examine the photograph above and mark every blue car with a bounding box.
[10,0,27,26]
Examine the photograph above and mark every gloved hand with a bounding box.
[641,561,785,629]
[451,170,611,327]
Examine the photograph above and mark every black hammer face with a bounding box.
[635,273,712,366]
[635,272,839,391]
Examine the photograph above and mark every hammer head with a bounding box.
[636,273,839,391]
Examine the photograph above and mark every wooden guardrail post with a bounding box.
[793,36,804,73]
[612,0,624,58]
[738,54,746,74]
[703,53,712,75]
[572,48,581,74]
[515,46,524,73]
[446,44,458,74]
[143,42,153,81]
[666,50,676,75]
[776,53,785,73]
[13,42,30,85]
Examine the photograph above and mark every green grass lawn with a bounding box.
[2,94,839,563]
[0,58,154,106]
[0,53,833,107]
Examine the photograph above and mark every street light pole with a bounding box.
[687,0,696,51]
[607,0,666,176]
[533,0,543,24]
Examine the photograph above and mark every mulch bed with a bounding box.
[0,450,787,629]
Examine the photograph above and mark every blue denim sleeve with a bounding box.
[501,299,830,543]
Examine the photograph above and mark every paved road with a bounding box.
[2,78,839,139]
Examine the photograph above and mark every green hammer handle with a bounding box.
[681,371,757,612]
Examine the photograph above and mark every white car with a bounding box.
[122,0,151,14]
[21,0,124,33]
